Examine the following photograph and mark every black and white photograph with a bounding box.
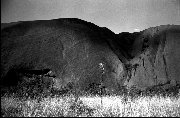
[1,0,180,117]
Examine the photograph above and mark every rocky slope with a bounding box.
[124,25,180,91]
[1,18,180,96]
[1,18,127,95]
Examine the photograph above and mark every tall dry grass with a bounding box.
[1,93,180,117]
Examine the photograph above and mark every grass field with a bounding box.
[1,93,180,117]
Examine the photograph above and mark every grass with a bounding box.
[1,93,180,117]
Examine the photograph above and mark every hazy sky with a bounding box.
[1,0,180,33]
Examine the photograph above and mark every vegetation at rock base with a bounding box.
[1,68,180,117]
[1,77,180,117]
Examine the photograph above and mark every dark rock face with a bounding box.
[1,18,127,95]
[124,25,180,91]
[1,18,180,96]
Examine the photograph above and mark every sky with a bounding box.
[1,0,180,33]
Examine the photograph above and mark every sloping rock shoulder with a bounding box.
[1,18,127,94]
[125,25,180,90]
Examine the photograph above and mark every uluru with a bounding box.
[1,18,180,97]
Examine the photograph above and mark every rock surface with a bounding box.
[124,25,180,91]
[1,18,127,94]
[1,18,180,96]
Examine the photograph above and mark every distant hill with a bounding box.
[1,22,20,30]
